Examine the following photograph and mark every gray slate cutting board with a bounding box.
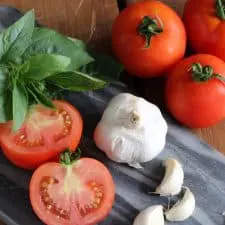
[0,7,225,225]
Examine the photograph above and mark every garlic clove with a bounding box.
[133,205,164,225]
[155,158,184,196]
[165,187,195,222]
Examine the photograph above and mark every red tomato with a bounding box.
[184,0,225,60]
[30,157,115,225]
[0,100,83,169]
[112,0,186,77]
[166,54,225,128]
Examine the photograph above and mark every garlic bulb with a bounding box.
[155,158,184,196]
[133,205,164,225]
[165,187,195,221]
[94,93,168,168]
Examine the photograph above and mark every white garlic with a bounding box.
[165,187,195,221]
[155,158,184,196]
[133,205,164,225]
[94,93,168,168]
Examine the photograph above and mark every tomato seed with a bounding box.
[95,198,100,204]
[48,177,55,184]
[44,197,50,202]
[96,192,103,197]
[41,182,48,188]
[47,205,52,210]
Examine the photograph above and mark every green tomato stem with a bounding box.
[190,63,225,82]
[216,0,225,20]
[60,148,81,166]
[137,16,163,48]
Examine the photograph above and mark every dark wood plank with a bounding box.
[0,0,119,52]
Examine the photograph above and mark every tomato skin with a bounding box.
[166,54,225,128]
[112,0,186,77]
[0,100,83,169]
[29,158,115,225]
[184,0,225,60]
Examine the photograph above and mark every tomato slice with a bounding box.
[0,100,83,169]
[29,158,115,225]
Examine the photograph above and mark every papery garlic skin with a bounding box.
[155,158,184,196]
[165,187,195,221]
[94,93,168,167]
[133,205,164,225]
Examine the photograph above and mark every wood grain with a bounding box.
[0,0,119,52]
[125,0,225,154]
[0,1,119,224]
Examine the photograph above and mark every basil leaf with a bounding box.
[0,66,12,122]
[12,82,28,131]
[47,71,107,91]
[79,53,123,82]
[22,27,93,69]
[0,10,35,62]
[3,90,13,122]
[27,82,55,108]
[0,95,6,122]
[22,54,71,80]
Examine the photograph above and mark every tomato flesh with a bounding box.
[0,100,83,169]
[30,158,115,225]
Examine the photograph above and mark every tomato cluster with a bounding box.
[112,0,225,128]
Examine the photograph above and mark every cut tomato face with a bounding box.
[29,158,115,225]
[0,100,83,169]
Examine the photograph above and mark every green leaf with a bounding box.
[79,52,123,82]
[21,54,71,80]
[27,82,55,108]
[22,27,93,69]
[0,10,35,62]
[12,82,28,131]
[0,66,12,122]
[47,71,107,91]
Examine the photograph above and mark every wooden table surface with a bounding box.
[0,0,224,224]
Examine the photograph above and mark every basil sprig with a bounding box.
[0,10,123,131]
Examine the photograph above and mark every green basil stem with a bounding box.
[190,63,225,82]
[137,16,163,48]
[216,0,225,20]
[60,148,81,166]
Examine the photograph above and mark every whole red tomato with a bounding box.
[184,0,225,60]
[112,0,186,78]
[166,54,225,128]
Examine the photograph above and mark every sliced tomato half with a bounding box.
[0,100,83,169]
[30,157,115,225]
